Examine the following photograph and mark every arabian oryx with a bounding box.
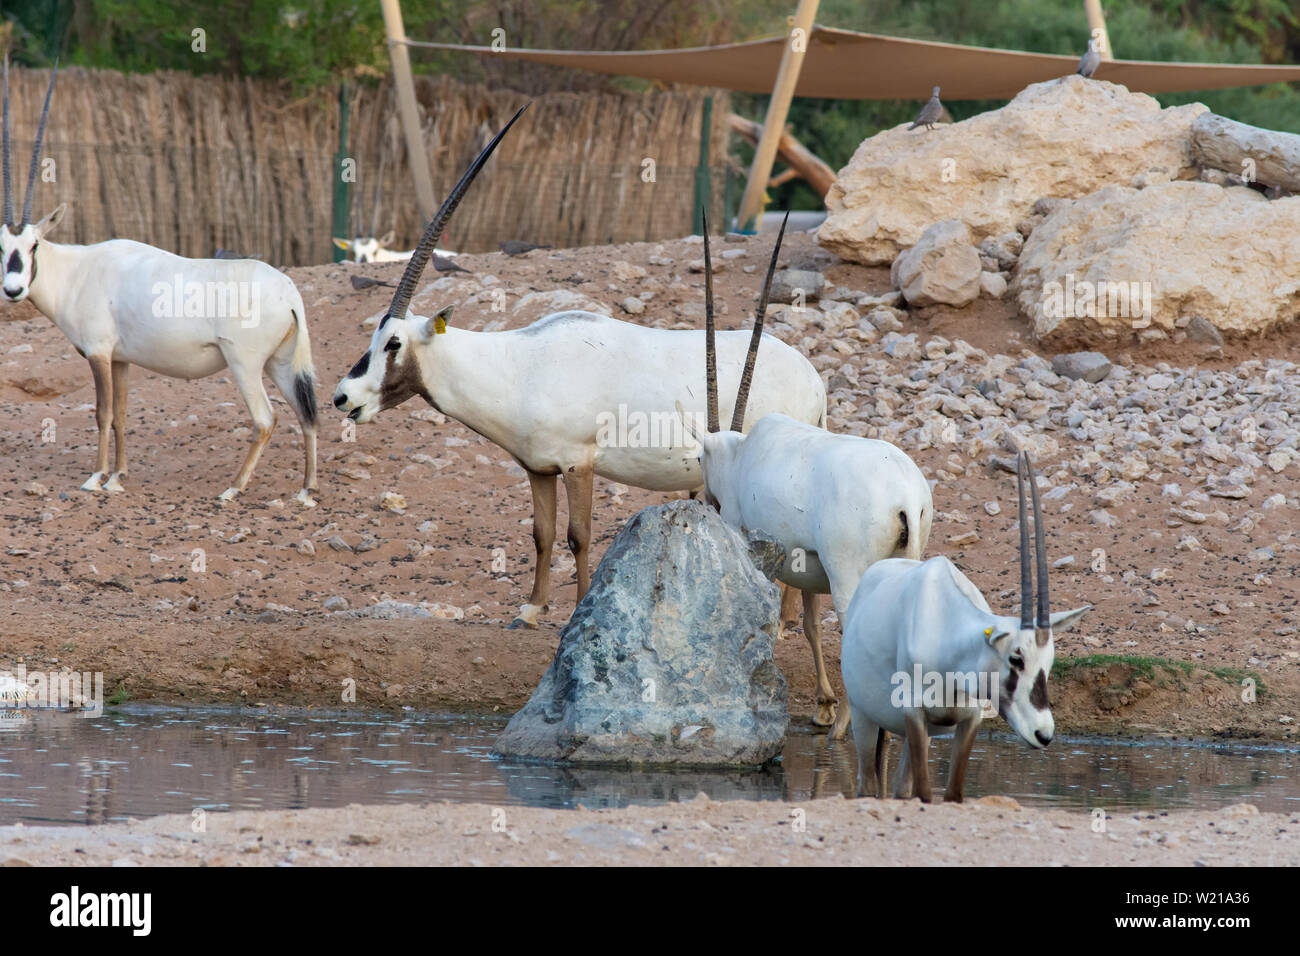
[840,452,1090,802]
[333,233,458,264]
[678,213,933,728]
[332,107,826,630]
[0,61,318,503]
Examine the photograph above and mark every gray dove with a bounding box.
[1077,39,1101,78]
[500,239,551,256]
[909,87,943,131]
[434,254,470,273]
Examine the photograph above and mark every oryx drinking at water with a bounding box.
[332,106,826,629]
[0,61,318,503]
[839,452,1090,802]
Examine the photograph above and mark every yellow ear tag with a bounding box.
[984,627,993,636]
[434,316,447,335]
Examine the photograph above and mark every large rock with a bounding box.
[493,500,788,767]
[1191,112,1300,193]
[819,76,1206,265]
[890,220,981,307]
[1013,180,1300,346]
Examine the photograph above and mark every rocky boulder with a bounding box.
[1191,113,1300,193]
[1013,180,1300,346]
[493,500,788,767]
[819,75,1206,265]
[890,220,982,307]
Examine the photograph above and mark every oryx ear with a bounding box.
[333,237,350,251]
[984,625,1013,653]
[1049,605,1091,634]
[380,230,396,247]
[418,306,454,340]
[36,203,66,237]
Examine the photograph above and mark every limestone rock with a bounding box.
[494,500,788,766]
[769,269,825,304]
[1052,352,1112,382]
[1013,181,1300,345]
[1191,113,1300,193]
[819,76,1206,265]
[890,220,981,308]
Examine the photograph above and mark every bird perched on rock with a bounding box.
[434,254,470,273]
[500,239,551,256]
[349,274,394,291]
[909,87,943,131]
[1077,38,1101,78]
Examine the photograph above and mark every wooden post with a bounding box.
[735,0,819,233]
[1084,0,1114,60]
[380,0,437,222]
[693,96,713,235]
[331,82,350,263]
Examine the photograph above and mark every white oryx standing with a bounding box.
[678,215,933,727]
[840,452,1090,802]
[0,61,318,503]
[332,106,826,629]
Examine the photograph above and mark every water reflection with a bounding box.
[0,706,1293,825]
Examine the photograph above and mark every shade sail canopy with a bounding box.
[408,25,1300,100]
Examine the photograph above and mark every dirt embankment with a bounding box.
[0,232,1295,740]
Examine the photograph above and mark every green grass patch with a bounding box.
[1054,654,1264,697]
[106,683,130,707]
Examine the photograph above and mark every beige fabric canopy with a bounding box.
[408,25,1300,100]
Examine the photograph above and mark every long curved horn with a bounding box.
[1026,451,1051,639]
[21,59,57,227]
[1017,451,1033,631]
[385,103,527,323]
[729,209,789,433]
[702,209,718,433]
[3,55,13,226]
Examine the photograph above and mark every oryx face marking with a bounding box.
[994,627,1055,749]
[0,224,38,302]
[332,309,442,423]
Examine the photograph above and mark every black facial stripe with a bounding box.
[346,351,371,379]
[1030,669,1050,710]
[5,249,21,274]
[1003,666,1020,699]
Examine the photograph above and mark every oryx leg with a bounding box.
[219,353,275,501]
[80,355,114,492]
[777,583,801,639]
[510,469,556,629]
[848,708,878,797]
[944,714,982,803]
[103,360,130,492]
[802,590,837,727]
[266,353,318,506]
[892,739,914,799]
[562,464,594,603]
[903,709,932,802]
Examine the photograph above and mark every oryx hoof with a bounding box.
[509,604,544,629]
[507,618,533,630]
[80,472,107,492]
[811,701,837,729]
[103,473,127,493]
[294,488,318,508]
[218,487,240,502]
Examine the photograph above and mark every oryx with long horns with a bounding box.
[333,107,826,629]
[0,60,319,503]
[678,212,933,727]
[839,452,1090,802]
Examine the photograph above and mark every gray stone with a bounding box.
[1185,315,1225,346]
[494,500,788,767]
[339,600,432,620]
[1052,351,1112,383]
[768,269,825,304]
[621,296,645,315]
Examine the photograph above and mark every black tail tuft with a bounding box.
[294,372,318,428]
[897,510,909,550]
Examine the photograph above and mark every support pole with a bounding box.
[331,82,350,263]
[693,95,713,235]
[1084,0,1114,60]
[380,0,437,222]
[735,0,819,233]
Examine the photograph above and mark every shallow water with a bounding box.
[0,706,1294,825]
